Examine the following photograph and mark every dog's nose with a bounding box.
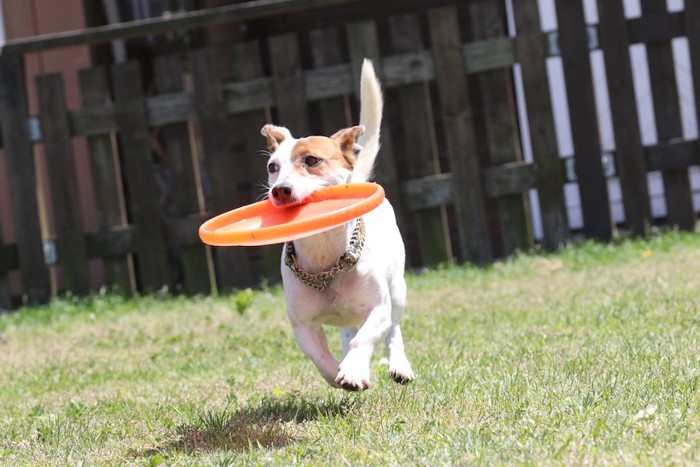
[271,184,293,203]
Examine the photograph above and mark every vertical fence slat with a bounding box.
[310,27,351,135]
[270,33,310,136]
[388,14,451,265]
[597,0,651,236]
[0,51,51,305]
[230,41,281,284]
[685,0,700,180]
[37,73,91,295]
[513,0,569,251]
[642,0,695,230]
[428,6,492,264]
[346,20,406,232]
[467,1,532,256]
[112,61,171,292]
[556,0,612,241]
[0,221,10,310]
[191,47,253,290]
[153,54,212,295]
[79,67,133,294]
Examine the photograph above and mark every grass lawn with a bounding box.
[1,232,700,465]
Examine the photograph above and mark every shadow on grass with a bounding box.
[134,391,359,456]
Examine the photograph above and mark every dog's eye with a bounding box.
[304,156,320,167]
[267,162,279,173]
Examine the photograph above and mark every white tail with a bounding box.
[351,59,383,183]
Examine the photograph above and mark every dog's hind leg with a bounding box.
[386,276,415,384]
[294,325,342,388]
[385,323,414,384]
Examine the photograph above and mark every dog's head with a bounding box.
[261,124,364,207]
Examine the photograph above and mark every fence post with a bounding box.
[112,61,172,292]
[153,54,213,296]
[641,0,695,230]
[512,0,570,251]
[79,67,134,295]
[555,0,612,241]
[346,20,406,233]
[191,47,253,291]
[466,1,532,256]
[229,41,281,284]
[0,50,51,305]
[388,14,452,266]
[428,6,492,264]
[37,73,91,295]
[596,0,651,236]
[0,221,11,310]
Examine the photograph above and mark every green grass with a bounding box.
[2,232,700,465]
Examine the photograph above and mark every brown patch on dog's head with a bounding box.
[330,125,364,168]
[289,136,353,178]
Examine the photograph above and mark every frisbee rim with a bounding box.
[198,182,385,246]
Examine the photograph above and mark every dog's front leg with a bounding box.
[293,325,341,388]
[336,305,391,391]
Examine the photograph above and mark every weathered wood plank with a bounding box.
[37,73,91,295]
[428,6,491,263]
[403,173,454,210]
[154,53,212,295]
[85,226,135,258]
[79,66,133,294]
[229,41,281,285]
[0,225,11,310]
[3,0,373,54]
[644,140,698,172]
[597,0,651,236]
[191,47,253,290]
[347,20,406,231]
[112,61,171,292]
[464,37,515,74]
[641,0,695,230]
[556,0,612,241]
[483,163,536,198]
[0,51,51,305]
[467,1,531,256]
[513,0,569,250]
[389,14,451,266]
[684,0,700,224]
[627,11,684,45]
[269,33,310,136]
[64,42,518,140]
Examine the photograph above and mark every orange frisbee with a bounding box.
[199,183,385,246]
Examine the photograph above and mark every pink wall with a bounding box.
[0,0,101,295]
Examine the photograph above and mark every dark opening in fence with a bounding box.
[0,0,698,310]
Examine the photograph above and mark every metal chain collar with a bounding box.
[284,218,366,291]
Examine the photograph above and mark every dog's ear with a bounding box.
[331,125,364,166]
[261,125,291,151]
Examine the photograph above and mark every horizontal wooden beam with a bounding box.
[483,162,536,197]
[402,173,453,211]
[85,226,135,258]
[0,0,369,54]
[645,139,698,172]
[627,11,684,45]
[60,42,516,140]
[0,244,18,273]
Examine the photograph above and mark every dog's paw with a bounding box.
[336,364,370,391]
[389,360,415,385]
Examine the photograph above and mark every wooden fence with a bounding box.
[0,0,699,309]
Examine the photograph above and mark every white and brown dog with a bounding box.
[260,60,414,391]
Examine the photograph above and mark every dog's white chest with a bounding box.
[285,270,376,328]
